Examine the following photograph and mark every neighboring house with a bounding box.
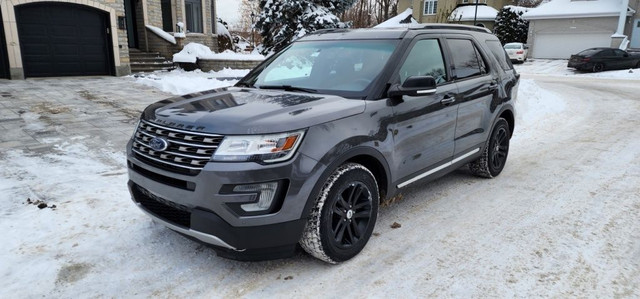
[448,4,499,30]
[0,0,218,79]
[523,0,640,59]
[397,0,513,26]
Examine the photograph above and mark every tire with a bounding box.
[468,118,511,178]
[592,63,604,72]
[300,163,379,263]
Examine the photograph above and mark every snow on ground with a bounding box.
[2,60,640,297]
[132,68,250,95]
[514,59,640,80]
[173,43,265,63]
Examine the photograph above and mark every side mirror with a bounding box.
[388,76,437,98]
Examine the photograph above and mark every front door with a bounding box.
[390,37,458,183]
[631,19,640,49]
[124,0,138,48]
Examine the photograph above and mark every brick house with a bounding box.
[0,0,218,79]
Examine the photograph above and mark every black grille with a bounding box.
[131,120,223,174]
[132,185,191,228]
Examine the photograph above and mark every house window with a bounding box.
[185,0,203,33]
[423,0,438,15]
[161,0,173,32]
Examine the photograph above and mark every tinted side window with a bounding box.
[448,39,485,79]
[613,49,627,57]
[598,50,614,57]
[486,40,513,71]
[398,39,447,85]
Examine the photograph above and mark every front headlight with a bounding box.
[213,130,305,163]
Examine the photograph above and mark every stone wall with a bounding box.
[195,59,262,72]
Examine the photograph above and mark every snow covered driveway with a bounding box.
[1,71,639,297]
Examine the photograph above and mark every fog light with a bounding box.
[233,182,278,212]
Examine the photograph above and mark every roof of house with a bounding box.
[374,8,419,28]
[448,4,498,22]
[522,0,635,20]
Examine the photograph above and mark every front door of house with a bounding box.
[124,0,139,48]
[631,19,640,48]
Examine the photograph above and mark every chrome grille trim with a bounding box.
[140,119,223,137]
[132,120,224,172]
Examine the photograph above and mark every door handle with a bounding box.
[440,97,456,106]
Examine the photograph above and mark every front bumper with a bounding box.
[126,139,325,260]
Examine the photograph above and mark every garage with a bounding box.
[0,13,9,79]
[531,32,612,59]
[15,3,113,77]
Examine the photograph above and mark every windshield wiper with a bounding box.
[258,85,317,93]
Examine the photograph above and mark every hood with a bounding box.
[141,87,366,135]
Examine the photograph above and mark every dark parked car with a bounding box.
[127,25,519,263]
[568,48,640,72]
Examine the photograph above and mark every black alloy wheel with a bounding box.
[329,182,373,249]
[489,124,509,174]
[593,63,604,72]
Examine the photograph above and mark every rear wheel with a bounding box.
[469,118,510,178]
[300,163,379,263]
[593,63,604,72]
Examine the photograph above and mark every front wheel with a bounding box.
[300,163,379,263]
[469,118,511,178]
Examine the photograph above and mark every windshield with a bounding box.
[504,44,522,49]
[239,40,398,95]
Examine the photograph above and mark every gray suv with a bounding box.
[127,25,518,263]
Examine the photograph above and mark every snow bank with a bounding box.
[145,25,176,45]
[374,8,418,28]
[522,0,634,20]
[173,43,265,63]
[449,5,498,22]
[132,68,250,95]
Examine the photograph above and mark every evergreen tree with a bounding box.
[256,0,357,54]
[494,7,529,45]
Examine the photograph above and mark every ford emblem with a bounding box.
[149,137,169,151]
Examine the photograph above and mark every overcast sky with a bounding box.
[216,0,242,26]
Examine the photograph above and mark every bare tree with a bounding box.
[341,0,398,28]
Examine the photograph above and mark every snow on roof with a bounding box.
[522,0,635,20]
[145,25,176,45]
[449,5,498,22]
[374,8,419,28]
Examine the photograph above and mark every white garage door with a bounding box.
[532,32,612,59]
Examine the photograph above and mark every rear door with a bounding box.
[445,37,498,157]
[389,36,458,183]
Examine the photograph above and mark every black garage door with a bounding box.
[16,3,113,77]
[0,12,9,79]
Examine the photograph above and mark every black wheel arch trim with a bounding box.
[301,145,392,221]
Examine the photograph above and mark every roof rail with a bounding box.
[412,23,491,34]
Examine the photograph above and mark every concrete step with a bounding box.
[131,66,177,73]
[129,52,162,59]
[130,57,168,63]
